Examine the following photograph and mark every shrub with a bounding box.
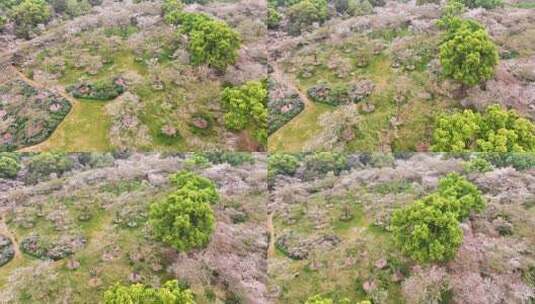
[436,173,485,220]
[104,280,196,304]
[183,153,210,169]
[27,153,73,182]
[482,153,535,171]
[149,171,217,252]
[391,173,485,263]
[432,105,535,152]
[169,171,219,204]
[268,153,299,178]
[161,0,183,16]
[345,0,373,16]
[203,152,255,167]
[221,81,268,145]
[416,0,439,5]
[267,6,281,29]
[166,12,240,71]
[189,17,240,71]
[305,295,333,304]
[439,19,498,89]
[303,152,348,179]
[0,155,21,179]
[464,157,493,173]
[287,0,328,35]
[437,0,466,30]
[391,194,463,263]
[150,188,215,252]
[67,77,126,100]
[465,0,503,8]
[0,15,7,31]
[65,0,91,17]
[10,0,51,38]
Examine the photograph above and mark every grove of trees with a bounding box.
[149,171,217,252]
[432,105,535,152]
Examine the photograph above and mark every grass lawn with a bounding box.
[21,99,113,152]
[268,102,334,151]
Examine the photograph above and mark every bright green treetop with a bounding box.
[391,194,464,263]
[104,280,196,304]
[439,20,498,87]
[437,173,485,220]
[150,190,215,251]
[221,80,268,145]
[9,0,51,38]
[0,155,21,179]
[169,171,219,204]
[188,18,240,71]
[149,171,217,252]
[432,105,535,152]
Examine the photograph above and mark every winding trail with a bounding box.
[270,63,313,108]
[11,67,84,152]
[0,213,21,260]
[267,212,275,257]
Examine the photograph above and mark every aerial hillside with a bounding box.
[0,0,267,152]
[268,153,535,303]
[268,0,535,152]
[0,152,268,303]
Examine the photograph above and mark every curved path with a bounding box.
[267,212,275,257]
[0,213,21,260]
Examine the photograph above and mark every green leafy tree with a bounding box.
[10,0,51,38]
[65,0,91,17]
[437,0,466,30]
[268,153,299,177]
[161,0,183,16]
[26,153,73,182]
[169,171,219,204]
[391,194,463,263]
[0,155,21,179]
[267,6,281,29]
[287,0,328,35]
[465,0,503,8]
[164,12,239,71]
[439,20,498,90]
[104,280,196,303]
[221,80,268,145]
[464,157,493,173]
[482,152,535,171]
[432,105,535,152]
[188,18,240,71]
[305,295,334,304]
[149,172,217,252]
[436,173,485,220]
[0,15,7,30]
[303,152,348,179]
[150,190,215,251]
[203,152,255,167]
